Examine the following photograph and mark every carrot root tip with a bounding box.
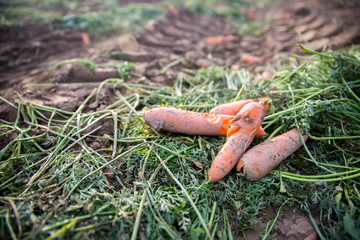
[237,160,244,173]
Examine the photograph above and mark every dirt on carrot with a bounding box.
[144,107,233,135]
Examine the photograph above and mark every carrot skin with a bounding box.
[208,102,265,182]
[236,128,309,181]
[209,97,270,115]
[144,107,233,136]
[144,107,266,138]
[210,100,253,115]
[241,55,263,63]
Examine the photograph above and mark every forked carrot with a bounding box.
[209,97,270,115]
[208,102,266,182]
[236,128,308,181]
[210,98,270,138]
[144,107,266,138]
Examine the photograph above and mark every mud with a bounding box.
[0,23,86,89]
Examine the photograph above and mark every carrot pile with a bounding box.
[144,97,308,183]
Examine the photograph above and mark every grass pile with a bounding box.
[1,46,360,239]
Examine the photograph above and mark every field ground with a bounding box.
[1,0,360,239]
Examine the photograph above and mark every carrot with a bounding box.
[205,35,236,45]
[241,55,263,63]
[206,36,225,45]
[144,107,233,136]
[144,107,266,138]
[209,97,271,115]
[236,128,308,181]
[208,102,265,182]
[81,32,90,44]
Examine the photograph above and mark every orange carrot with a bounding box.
[144,107,266,138]
[241,55,263,63]
[208,102,265,182]
[209,97,270,115]
[144,107,233,136]
[206,36,225,45]
[206,35,236,45]
[236,128,308,181]
[81,32,91,44]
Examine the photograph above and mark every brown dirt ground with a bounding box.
[1,0,359,238]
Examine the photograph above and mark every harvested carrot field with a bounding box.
[1,0,360,239]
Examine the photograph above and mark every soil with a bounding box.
[0,128,18,150]
[1,0,359,96]
[1,0,359,238]
[239,206,317,240]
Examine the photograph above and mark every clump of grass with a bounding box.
[47,58,135,80]
[0,0,62,26]
[60,4,165,37]
[1,46,360,239]
[181,0,280,33]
